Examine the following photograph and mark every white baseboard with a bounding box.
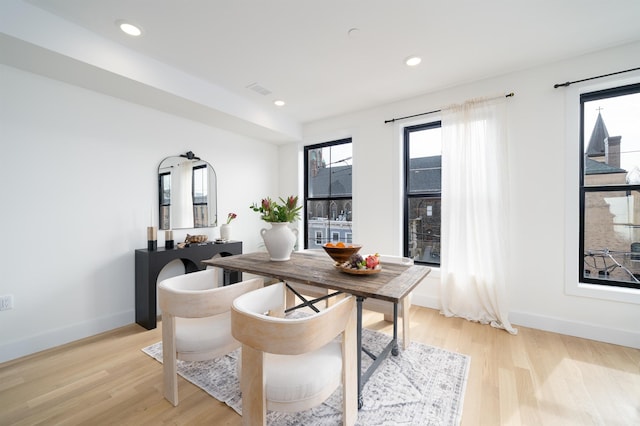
[4,300,638,365]
[509,310,640,349]
[411,295,639,349]
[412,293,440,310]
[0,310,135,364]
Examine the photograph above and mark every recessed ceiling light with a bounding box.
[405,56,422,67]
[117,20,143,36]
[274,100,285,107]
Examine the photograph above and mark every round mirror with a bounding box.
[158,152,217,230]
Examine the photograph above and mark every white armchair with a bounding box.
[158,268,263,406]
[231,282,357,426]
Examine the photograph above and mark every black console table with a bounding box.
[135,241,242,329]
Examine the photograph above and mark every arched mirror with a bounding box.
[158,151,217,230]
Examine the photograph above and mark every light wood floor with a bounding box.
[1,306,638,425]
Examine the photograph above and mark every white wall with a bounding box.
[0,65,279,363]
[295,42,640,348]
[3,41,639,364]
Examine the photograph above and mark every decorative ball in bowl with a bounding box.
[322,242,362,264]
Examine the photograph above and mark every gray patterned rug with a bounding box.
[142,329,470,425]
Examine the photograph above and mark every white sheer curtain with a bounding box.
[440,97,517,334]
[174,161,195,229]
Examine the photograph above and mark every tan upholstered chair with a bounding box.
[231,282,357,426]
[158,269,263,406]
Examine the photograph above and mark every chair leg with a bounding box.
[241,345,266,426]
[342,309,358,426]
[162,314,178,406]
[326,291,345,307]
[285,286,295,310]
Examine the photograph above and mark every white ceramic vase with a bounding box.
[260,222,298,261]
[220,224,232,240]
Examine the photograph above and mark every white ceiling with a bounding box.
[2,0,640,142]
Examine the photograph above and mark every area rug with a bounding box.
[142,329,470,425]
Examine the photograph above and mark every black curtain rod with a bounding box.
[384,92,514,124]
[384,108,440,124]
[553,66,640,89]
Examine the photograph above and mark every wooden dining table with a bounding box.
[203,251,431,409]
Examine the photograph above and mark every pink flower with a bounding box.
[226,213,237,224]
[250,195,302,223]
[287,195,297,209]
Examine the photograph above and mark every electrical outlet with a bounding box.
[0,295,14,311]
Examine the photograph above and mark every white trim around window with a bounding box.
[564,75,640,305]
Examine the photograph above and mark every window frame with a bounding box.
[403,121,442,266]
[192,164,209,228]
[159,171,171,230]
[579,82,640,290]
[303,138,353,249]
[563,73,640,306]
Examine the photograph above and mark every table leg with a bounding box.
[356,295,364,410]
[392,302,399,356]
[357,297,399,409]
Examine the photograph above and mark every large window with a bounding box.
[580,82,640,289]
[304,139,352,249]
[404,122,442,265]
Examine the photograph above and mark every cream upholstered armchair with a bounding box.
[231,282,357,426]
[158,268,263,406]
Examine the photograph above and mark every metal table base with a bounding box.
[284,284,400,410]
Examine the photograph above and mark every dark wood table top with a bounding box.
[203,251,431,303]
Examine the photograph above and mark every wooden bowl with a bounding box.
[321,243,362,264]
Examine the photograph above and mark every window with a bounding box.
[404,122,442,265]
[192,164,209,228]
[304,138,352,248]
[580,82,640,290]
[159,172,171,230]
